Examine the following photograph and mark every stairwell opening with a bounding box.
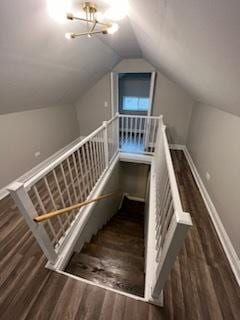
[63,160,150,298]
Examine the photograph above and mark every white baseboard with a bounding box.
[169,144,185,150]
[118,193,125,209]
[180,146,240,287]
[124,193,145,203]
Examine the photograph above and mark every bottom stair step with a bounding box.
[81,243,144,271]
[66,253,145,297]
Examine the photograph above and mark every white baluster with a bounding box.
[103,121,109,167]
[7,182,57,263]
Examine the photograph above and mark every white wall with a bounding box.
[75,59,194,143]
[187,102,240,258]
[113,58,154,73]
[0,105,79,189]
[75,74,112,136]
[120,162,150,199]
[153,72,194,144]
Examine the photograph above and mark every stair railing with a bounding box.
[7,116,119,265]
[7,110,189,288]
[119,114,161,154]
[33,191,118,223]
[148,118,192,302]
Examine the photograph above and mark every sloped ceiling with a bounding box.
[0,0,141,114]
[1,0,240,117]
[129,0,240,117]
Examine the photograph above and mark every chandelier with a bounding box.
[65,2,120,39]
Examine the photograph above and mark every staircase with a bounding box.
[65,198,145,297]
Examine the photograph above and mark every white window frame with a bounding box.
[110,71,156,117]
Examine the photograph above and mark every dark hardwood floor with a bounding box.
[0,150,239,319]
[65,198,145,297]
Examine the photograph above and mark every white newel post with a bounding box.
[7,182,57,263]
[103,121,109,167]
[152,212,192,299]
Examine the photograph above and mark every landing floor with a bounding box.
[0,150,239,319]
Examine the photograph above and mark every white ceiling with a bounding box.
[129,0,240,117]
[0,0,141,114]
[1,0,240,117]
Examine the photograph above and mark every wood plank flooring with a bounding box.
[0,150,239,319]
[65,198,145,297]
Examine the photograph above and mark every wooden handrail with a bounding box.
[34,191,117,223]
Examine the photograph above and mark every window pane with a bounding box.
[123,97,138,110]
[122,96,149,111]
[138,98,149,111]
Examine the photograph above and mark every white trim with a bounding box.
[110,72,118,117]
[148,71,156,117]
[182,146,240,287]
[144,162,163,306]
[57,269,147,302]
[119,152,152,164]
[169,144,185,150]
[125,194,145,203]
[118,193,125,209]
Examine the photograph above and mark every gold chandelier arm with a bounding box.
[89,19,97,34]
[67,14,111,28]
[71,29,108,38]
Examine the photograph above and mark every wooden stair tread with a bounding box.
[67,253,144,279]
[91,236,144,257]
[103,224,144,238]
[110,217,144,229]
[95,230,145,246]
[67,257,144,296]
[81,243,144,268]
[97,229,144,243]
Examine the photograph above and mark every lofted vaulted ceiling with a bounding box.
[1,0,240,117]
[0,0,141,114]
[129,0,240,117]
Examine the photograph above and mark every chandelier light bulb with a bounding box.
[66,12,74,20]
[104,0,128,21]
[107,23,119,34]
[47,0,72,24]
[65,32,74,40]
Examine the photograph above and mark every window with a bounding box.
[122,96,149,111]
[118,73,152,114]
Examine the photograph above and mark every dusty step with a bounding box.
[103,225,143,239]
[105,222,144,238]
[108,220,144,234]
[67,252,145,279]
[110,217,144,229]
[66,253,145,297]
[110,215,144,229]
[96,229,144,245]
[80,243,144,272]
[91,234,144,257]
[97,229,144,243]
